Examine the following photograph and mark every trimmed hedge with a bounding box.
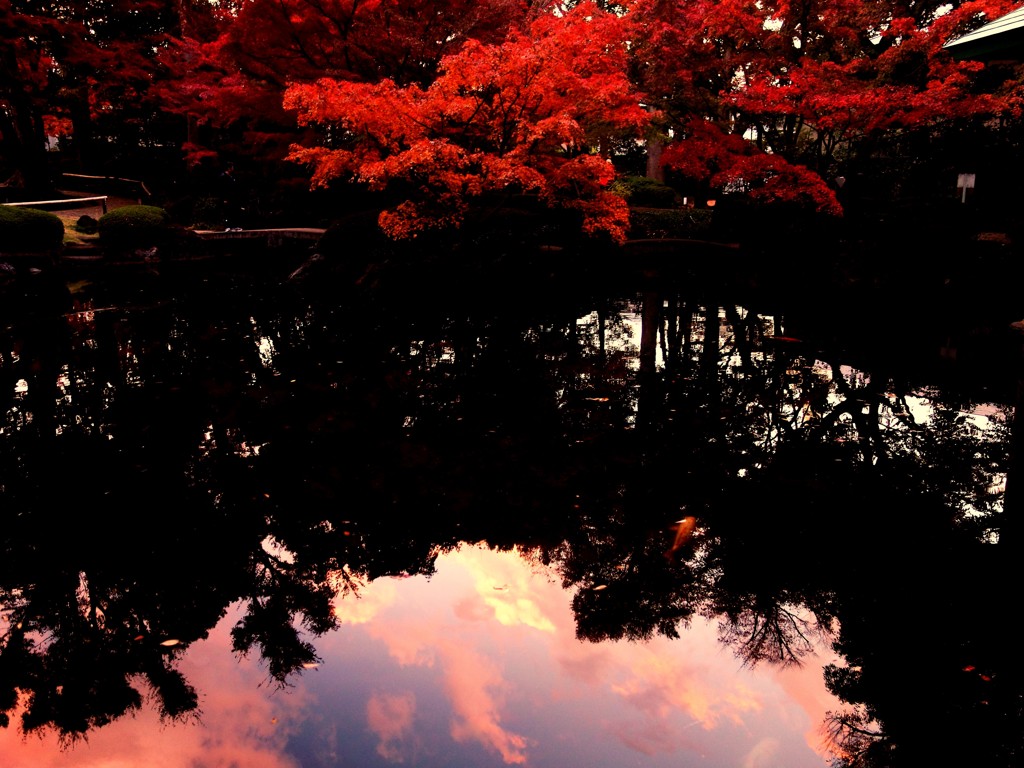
[627,207,715,239]
[98,205,172,252]
[0,206,65,253]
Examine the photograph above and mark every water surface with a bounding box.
[0,249,1017,766]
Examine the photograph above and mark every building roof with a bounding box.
[944,4,1024,61]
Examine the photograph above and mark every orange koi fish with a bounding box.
[665,516,697,560]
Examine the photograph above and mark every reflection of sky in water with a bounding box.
[0,546,842,767]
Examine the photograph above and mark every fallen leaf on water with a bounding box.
[65,280,93,295]
[160,639,181,647]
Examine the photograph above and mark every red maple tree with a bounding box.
[157,0,533,168]
[626,0,1023,214]
[283,2,651,242]
[1,0,202,192]
[0,1,63,192]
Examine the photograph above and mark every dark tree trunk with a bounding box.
[68,85,98,173]
[645,137,664,182]
[4,92,56,197]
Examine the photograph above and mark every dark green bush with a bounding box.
[627,207,714,239]
[75,215,99,234]
[98,205,172,252]
[608,175,681,208]
[0,206,65,253]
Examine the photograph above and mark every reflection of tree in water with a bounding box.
[0,267,1019,764]
[539,289,1020,766]
[0,270,346,742]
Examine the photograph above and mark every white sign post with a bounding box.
[957,173,976,203]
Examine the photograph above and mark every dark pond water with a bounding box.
[0,241,1021,767]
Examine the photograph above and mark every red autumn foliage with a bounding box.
[284,2,650,241]
[0,2,67,189]
[156,0,533,167]
[1,0,198,190]
[3,0,1022,228]
[626,0,1023,213]
[661,122,842,214]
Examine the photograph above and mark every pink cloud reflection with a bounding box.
[442,645,531,764]
[330,544,843,767]
[357,601,532,763]
[367,691,417,761]
[0,605,310,768]
[0,546,844,768]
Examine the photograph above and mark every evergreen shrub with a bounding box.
[0,206,65,252]
[627,207,714,239]
[75,215,99,234]
[98,205,172,252]
[609,175,681,208]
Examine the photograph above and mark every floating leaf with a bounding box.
[66,280,93,295]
